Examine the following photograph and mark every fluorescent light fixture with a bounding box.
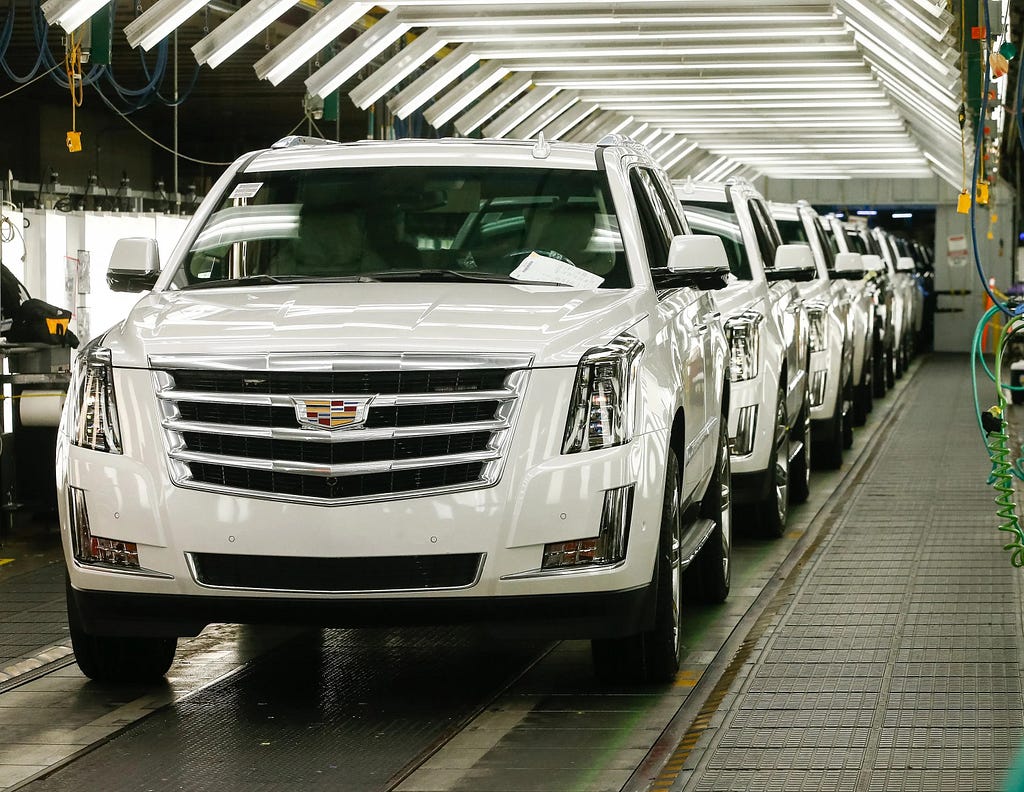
[254,1,372,86]
[563,111,620,143]
[539,101,597,140]
[192,0,297,68]
[349,29,445,110]
[438,25,849,45]
[305,12,409,99]
[663,142,700,173]
[388,43,480,119]
[856,210,878,216]
[424,61,510,128]
[509,91,579,139]
[835,212,846,218]
[453,72,533,135]
[482,86,559,138]
[41,0,111,33]
[125,0,211,50]
[892,212,913,218]
[479,42,859,60]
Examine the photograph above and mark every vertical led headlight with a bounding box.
[563,333,644,454]
[806,303,828,353]
[724,311,763,382]
[70,341,122,454]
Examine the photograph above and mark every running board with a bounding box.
[680,518,718,570]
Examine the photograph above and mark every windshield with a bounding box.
[174,166,630,289]
[683,205,753,280]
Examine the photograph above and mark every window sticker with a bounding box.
[229,182,263,200]
[510,252,605,289]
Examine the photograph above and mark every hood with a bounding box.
[104,283,648,369]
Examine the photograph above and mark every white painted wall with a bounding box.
[5,210,189,346]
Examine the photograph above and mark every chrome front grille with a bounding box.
[152,353,532,505]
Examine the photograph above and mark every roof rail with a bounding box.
[596,132,645,150]
[270,135,337,149]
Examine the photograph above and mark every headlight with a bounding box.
[724,311,763,382]
[562,333,643,454]
[69,340,122,454]
[806,303,828,353]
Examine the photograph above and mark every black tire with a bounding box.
[67,579,176,683]
[872,333,887,398]
[1013,378,1024,406]
[885,346,896,389]
[789,379,811,504]
[842,380,855,450]
[685,416,732,604]
[814,386,844,471]
[757,382,790,538]
[894,341,904,379]
[853,352,871,426]
[592,450,683,684]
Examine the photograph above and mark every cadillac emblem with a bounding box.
[292,397,372,431]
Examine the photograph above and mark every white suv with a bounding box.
[770,201,858,468]
[59,135,733,685]
[675,180,813,537]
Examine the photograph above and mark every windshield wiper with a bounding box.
[183,274,378,290]
[362,269,569,286]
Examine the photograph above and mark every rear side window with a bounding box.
[747,199,780,269]
[813,217,838,269]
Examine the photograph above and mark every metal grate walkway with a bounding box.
[676,355,1024,792]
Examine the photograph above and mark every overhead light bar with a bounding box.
[192,0,298,68]
[424,60,509,128]
[662,141,700,172]
[505,58,867,73]
[509,91,579,139]
[349,30,445,109]
[882,0,954,40]
[535,74,879,90]
[254,1,372,86]
[388,43,480,119]
[438,25,850,45]
[305,12,409,99]
[125,0,211,50]
[41,0,111,33]
[563,110,622,143]
[483,86,560,138]
[544,102,599,140]
[479,42,860,60]
[453,72,533,135]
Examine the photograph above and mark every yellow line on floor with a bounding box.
[0,559,14,566]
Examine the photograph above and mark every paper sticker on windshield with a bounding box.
[510,252,604,289]
[229,182,263,200]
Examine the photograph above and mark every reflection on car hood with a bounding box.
[104,283,647,368]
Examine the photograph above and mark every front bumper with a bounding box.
[58,366,669,636]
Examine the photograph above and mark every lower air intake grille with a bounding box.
[189,552,484,592]
[188,461,485,500]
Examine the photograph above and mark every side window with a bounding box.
[629,169,672,270]
[812,217,836,270]
[746,200,777,269]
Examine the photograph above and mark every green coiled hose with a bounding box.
[972,305,1024,566]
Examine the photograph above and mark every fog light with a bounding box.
[542,485,634,569]
[810,370,828,408]
[730,405,757,456]
[68,487,140,569]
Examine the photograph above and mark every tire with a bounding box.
[814,386,844,471]
[872,333,887,398]
[852,353,871,426]
[894,342,904,379]
[591,449,683,684]
[885,346,896,389]
[842,380,855,450]
[789,378,811,505]
[685,416,732,604]
[757,382,790,538]
[67,578,177,683]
